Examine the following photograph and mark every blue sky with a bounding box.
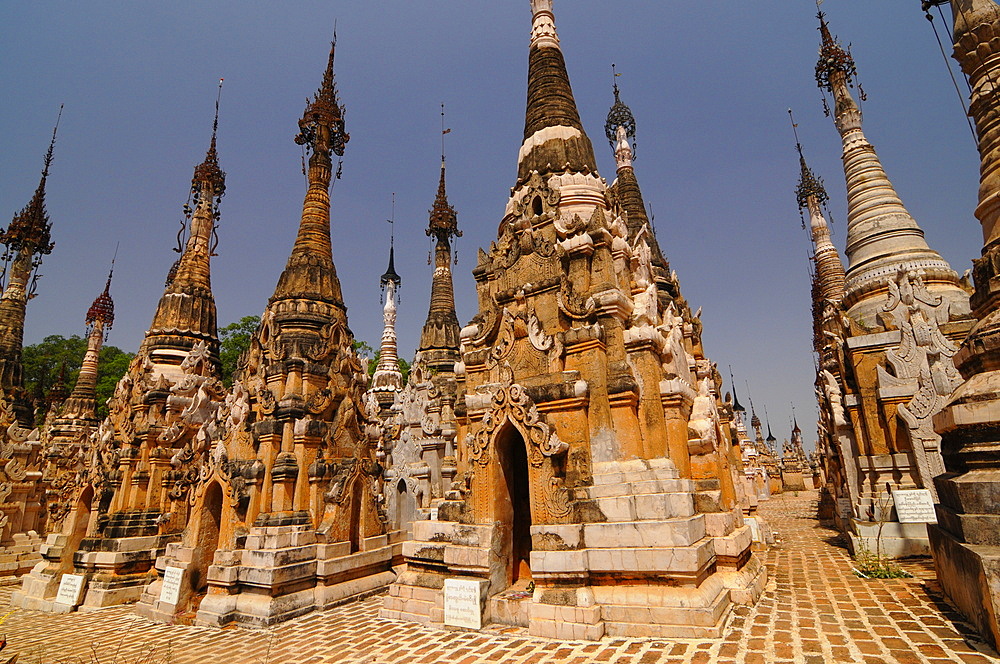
[0,1,981,450]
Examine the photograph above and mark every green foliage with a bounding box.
[219,315,260,387]
[22,334,134,421]
[360,344,410,385]
[95,346,133,417]
[852,546,912,579]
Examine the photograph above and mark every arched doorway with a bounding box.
[191,482,222,594]
[497,423,532,585]
[395,479,417,535]
[62,486,94,571]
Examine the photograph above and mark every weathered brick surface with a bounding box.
[2,491,998,663]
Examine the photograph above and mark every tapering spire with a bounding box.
[143,83,225,371]
[61,259,116,421]
[606,65,636,170]
[419,157,462,370]
[518,0,596,183]
[1,106,59,261]
[605,73,673,302]
[790,109,846,304]
[815,12,966,323]
[949,0,1000,319]
[371,236,403,406]
[729,367,745,413]
[274,35,349,305]
[87,258,116,333]
[0,107,62,425]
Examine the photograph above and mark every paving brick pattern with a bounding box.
[3,491,998,663]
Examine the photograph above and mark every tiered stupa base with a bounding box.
[13,511,175,612]
[140,518,404,627]
[382,458,765,639]
[0,531,43,577]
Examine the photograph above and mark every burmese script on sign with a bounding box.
[159,566,185,605]
[444,578,482,629]
[891,489,938,524]
[55,573,85,607]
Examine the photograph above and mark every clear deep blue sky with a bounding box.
[0,1,981,450]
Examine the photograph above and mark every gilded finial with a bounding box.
[1,105,62,258]
[296,29,349,158]
[789,108,828,216]
[191,78,226,203]
[605,64,636,158]
[381,193,401,291]
[815,11,858,94]
[87,245,117,330]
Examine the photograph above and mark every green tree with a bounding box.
[22,334,134,421]
[219,315,260,387]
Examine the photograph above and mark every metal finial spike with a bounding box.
[441,102,448,165]
[788,108,804,158]
[42,104,64,177]
[612,63,619,98]
[213,78,224,137]
[389,192,396,247]
[108,241,119,282]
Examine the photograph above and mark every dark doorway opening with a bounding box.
[498,425,532,584]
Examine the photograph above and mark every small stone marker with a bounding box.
[443,578,482,629]
[54,573,85,607]
[891,489,937,523]
[837,498,853,518]
[159,566,185,605]
[744,516,762,542]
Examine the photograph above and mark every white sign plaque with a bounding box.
[55,573,85,607]
[744,516,762,542]
[891,489,938,524]
[159,566,185,606]
[443,578,482,629]
[429,508,439,521]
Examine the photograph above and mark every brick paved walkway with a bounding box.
[3,491,998,663]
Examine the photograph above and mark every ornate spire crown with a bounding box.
[428,165,461,242]
[382,196,402,291]
[87,258,116,332]
[191,79,226,209]
[815,12,858,93]
[1,106,61,259]
[605,65,637,163]
[295,35,349,159]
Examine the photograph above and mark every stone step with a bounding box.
[583,516,705,549]
[532,537,715,576]
[588,493,695,521]
[585,478,693,498]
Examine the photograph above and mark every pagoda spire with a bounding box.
[605,74,664,253]
[419,151,462,371]
[0,109,60,425]
[791,110,846,304]
[370,232,403,410]
[142,82,225,372]
[815,12,965,323]
[271,36,349,307]
[728,367,745,414]
[949,0,1000,318]
[518,0,597,184]
[60,260,116,422]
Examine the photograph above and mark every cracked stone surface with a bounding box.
[2,491,998,663]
